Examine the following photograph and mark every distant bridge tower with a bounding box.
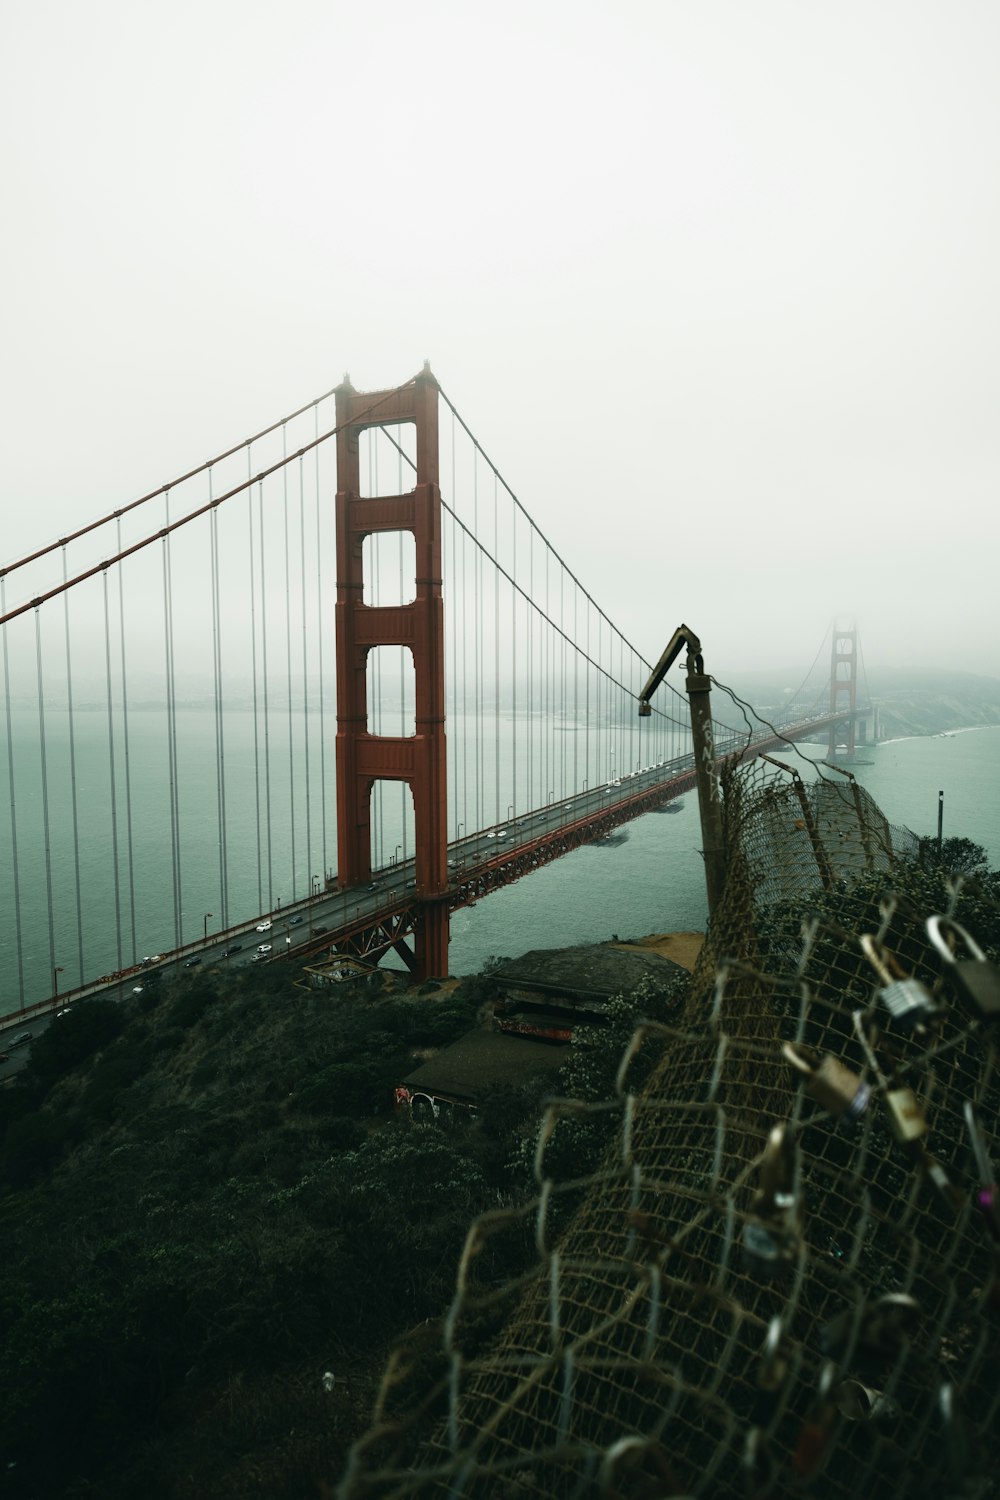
[334,368,449,978]
[828,621,858,761]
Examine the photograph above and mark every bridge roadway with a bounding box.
[0,708,858,1048]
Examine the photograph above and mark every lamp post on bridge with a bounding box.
[203,912,213,946]
[507,804,513,824]
[53,966,64,1001]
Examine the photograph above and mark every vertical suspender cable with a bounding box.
[161,499,183,952]
[447,411,456,837]
[544,549,550,802]
[248,448,265,912]
[560,570,566,797]
[299,454,312,905]
[115,521,138,963]
[314,408,329,884]
[102,572,123,973]
[474,456,482,833]
[283,424,297,899]
[62,553,85,985]
[209,467,230,929]
[527,528,534,814]
[2,582,26,1011]
[572,584,579,793]
[459,424,468,840]
[33,609,57,992]
[511,501,517,820]
[366,432,380,867]
[258,477,274,911]
[493,474,500,825]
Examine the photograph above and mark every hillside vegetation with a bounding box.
[0,949,683,1498]
[0,962,504,1497]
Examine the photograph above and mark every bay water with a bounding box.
[2,713,997,1017]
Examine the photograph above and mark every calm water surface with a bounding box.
[449,724,1000,974]
[2,720,997,1013]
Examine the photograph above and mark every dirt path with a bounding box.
[612,932,705,972]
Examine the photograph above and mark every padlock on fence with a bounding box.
[859,933,939,1030]
[782,1041,871,1123]
[852,1011,929,1148]
[742,1123,800,1279]
[926,915,1000,1022]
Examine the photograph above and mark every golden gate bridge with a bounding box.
[0,368,871,1019]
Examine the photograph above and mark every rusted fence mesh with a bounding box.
[339,751,1000,1499]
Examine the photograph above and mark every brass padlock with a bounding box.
[852,1010,928,1149]
[783,1042,871,1122]
[884,1086,928,1144]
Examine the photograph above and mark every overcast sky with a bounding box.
[2,0,998,690]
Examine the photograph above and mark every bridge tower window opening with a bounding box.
[362,532,416,609]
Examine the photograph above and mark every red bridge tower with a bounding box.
[334,368,449,978]
[828,621,858,761]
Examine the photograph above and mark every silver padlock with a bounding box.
[783,1042,871,1122]
[926,915,1000,1023]
[852,1010,928,1148]
[860,933,939,1029]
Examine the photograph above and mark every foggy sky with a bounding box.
[2,1,998,687]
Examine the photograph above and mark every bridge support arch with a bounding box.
[334,368,449,979]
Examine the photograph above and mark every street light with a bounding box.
[53,966,64,999]
[457,822,464,840]
[203,912,213,945]
[507,804,513,823]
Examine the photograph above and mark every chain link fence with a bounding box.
[339,750,999,1498]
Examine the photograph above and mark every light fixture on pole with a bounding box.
[203,912,213,945]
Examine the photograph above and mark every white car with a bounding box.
[256,920,272,932]
[256,943,272,955]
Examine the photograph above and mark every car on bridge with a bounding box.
[184,956,202,967]
[288,916,303,926]
[256,920,272,932]
[256,943,272,955]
